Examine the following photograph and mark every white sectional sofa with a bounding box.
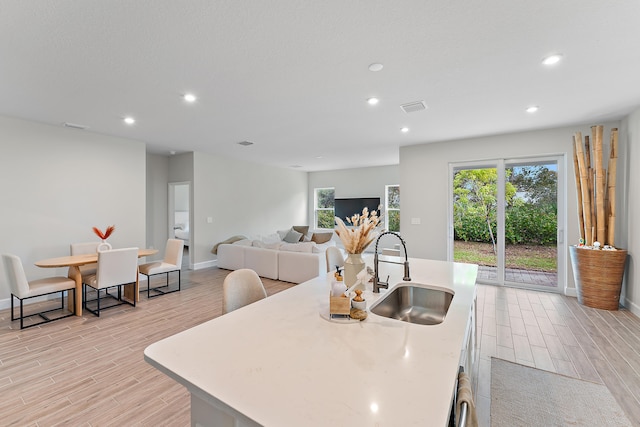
[216,236,336,284]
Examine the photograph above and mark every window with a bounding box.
[315,187,335,229]
[386,185,400,232]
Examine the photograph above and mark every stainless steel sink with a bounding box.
[369,283,453,325]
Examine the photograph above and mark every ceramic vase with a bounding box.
[96,241,112,252]
[344,252,365,289]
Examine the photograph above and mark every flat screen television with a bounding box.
[334,197,381,223]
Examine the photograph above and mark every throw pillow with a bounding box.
[262,233,282,245]
[277,229,290,240]
[292,225,309,241]
[311,232,333,244]
[252,240,266,248]
[283,229,303,243]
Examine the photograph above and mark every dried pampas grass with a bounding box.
[334,207,382,254]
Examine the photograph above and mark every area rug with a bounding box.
[491,357,632,426]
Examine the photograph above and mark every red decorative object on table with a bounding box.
[93,225,115,240]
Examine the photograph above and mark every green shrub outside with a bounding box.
[454,203,557,245]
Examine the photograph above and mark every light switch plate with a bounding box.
[207,217,213,223]
[411,217,421,225]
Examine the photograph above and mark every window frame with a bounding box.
[314,187,335,229]
[385,184,400,232]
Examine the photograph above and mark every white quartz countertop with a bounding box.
[144,257,478,426]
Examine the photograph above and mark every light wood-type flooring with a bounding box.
[475,283,640,426]
[2,267,640,426]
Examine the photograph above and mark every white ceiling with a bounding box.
[1,1,639,172]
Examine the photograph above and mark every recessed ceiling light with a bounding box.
[290,165,302,168]
[526,105,539,113]
[124,117,135,125]
[367,97,379,105]
[183,93,197,103]
[542,54,563,66]
[237,140,254,146]
[368,63,383,72]
[401,127,410,133]
[169,150,176,155]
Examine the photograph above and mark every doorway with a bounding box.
[449,156,565,291]
[169,182,191,268]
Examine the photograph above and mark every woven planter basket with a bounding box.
[569,246,628,310]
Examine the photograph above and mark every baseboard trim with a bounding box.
[624,297,640,317]
[192,260,216,270]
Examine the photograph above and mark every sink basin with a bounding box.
[370,283,454,325]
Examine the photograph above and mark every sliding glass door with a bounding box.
[450,156,564,291]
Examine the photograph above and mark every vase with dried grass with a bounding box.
[93,225,115,252]
[334,207,381,288]
[571,126,627,310]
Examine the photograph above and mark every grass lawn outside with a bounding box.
[454,241,557,272]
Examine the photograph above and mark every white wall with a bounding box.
[0,115,146,304]
[399,121,622,295]
[146,153,169,254]
[308,165,400,249]
[308,165,399,222]
[622,108,640,315]
[192,152,308,266]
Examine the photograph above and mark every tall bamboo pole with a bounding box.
[585,135,596,240]
[574,132,593,245]
[572,134,585,243]
[592,125,606,244]
[607,128,619,246]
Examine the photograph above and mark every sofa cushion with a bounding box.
[278,251,324,283]
[262,233,282,244]
[216,244,246,271]
[311,232,333,244]
[283,229,303,243]
[253,240,282,250]
[244,246,279,280]
[280,242,316,253]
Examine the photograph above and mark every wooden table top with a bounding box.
[35,248,158,268]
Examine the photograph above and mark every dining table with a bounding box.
[35,248,158,316]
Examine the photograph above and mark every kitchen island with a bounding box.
[144,257,478,426]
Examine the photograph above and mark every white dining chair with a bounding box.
[326,246,345,273]
[222,269,267,314]
[70,241,101,282]
[82,247,139,316]
[2,253,76,329]
[138,238,184,298]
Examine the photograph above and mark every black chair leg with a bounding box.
[12,289,77,328]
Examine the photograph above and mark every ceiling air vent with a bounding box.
[237,140,254,146]
[400,101,427,114]
[63,122,88,130]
